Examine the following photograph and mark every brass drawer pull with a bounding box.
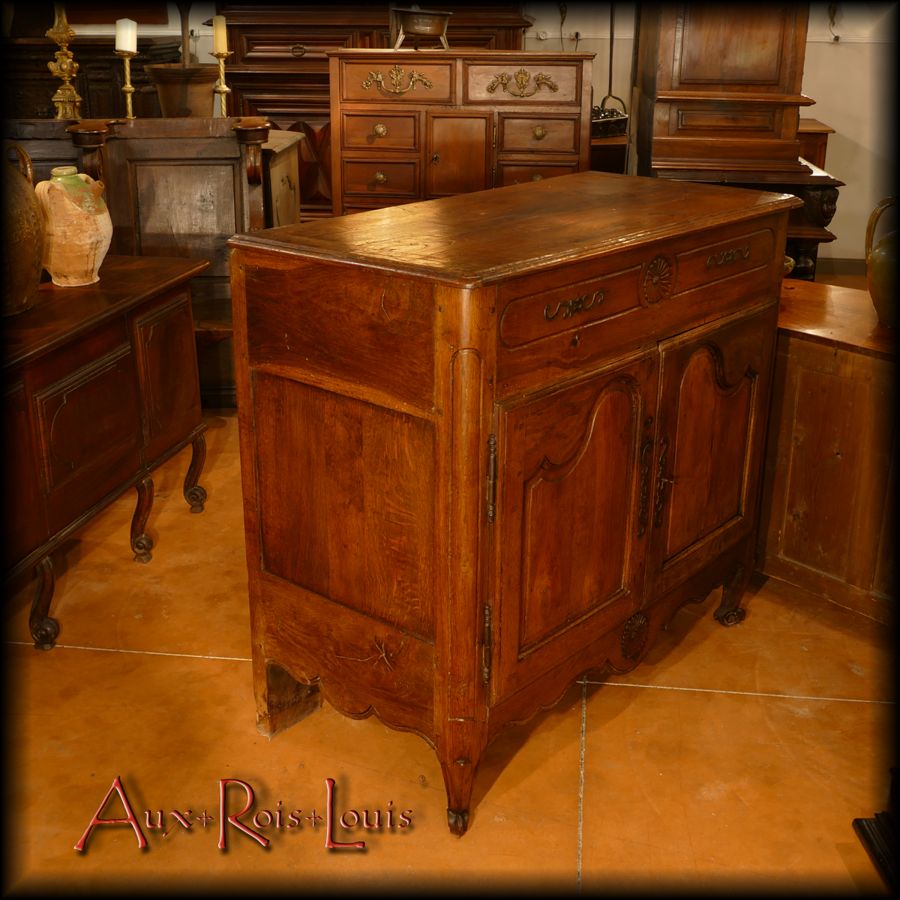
[431,153,440,164]
[372,123,388,138]
[532,125,547,140]
[290,44,308,58]
[373,171,388,184]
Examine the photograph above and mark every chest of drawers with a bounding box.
[228,172,799,834]
[328,49,594,214]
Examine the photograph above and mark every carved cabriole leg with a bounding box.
[29,556,60,650]
[433,283,495,836]
[714,562,749,626]
[131,474,154,563]
[183,432,207,513]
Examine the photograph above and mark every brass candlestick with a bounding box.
[115,50,138,119]
[212,51,232,117]
[46,4,82,119]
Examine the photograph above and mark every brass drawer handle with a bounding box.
[532,125,547,140]
[373,171,388,184]
[372,123,388,138]
[290,44,308,57]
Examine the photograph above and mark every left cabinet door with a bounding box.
[490,351,659,706]
[3,381,47,569]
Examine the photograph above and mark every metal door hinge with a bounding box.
[486,433,497,524]
[482,603,493,685]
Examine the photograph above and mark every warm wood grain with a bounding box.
[758,280,895,622]
[230,171,796,834]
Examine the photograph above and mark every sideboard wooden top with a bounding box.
[778,278,895,359]
[229,172,801,286]
[4,255,209,370]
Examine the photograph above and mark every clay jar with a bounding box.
[866,197,895,328]
[3,144,45,316]
[35,165,113,287]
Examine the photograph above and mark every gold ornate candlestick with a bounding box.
[212,51,233,117]
[46,5,82,119]
[115,50,138,119]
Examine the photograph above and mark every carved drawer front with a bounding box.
[669,102,782,139]
[465,62,583,105]
[342,159,419,197]
[500,266,644,350]
[674,227,776,296]
[496,160,581,186]
[498,115,579,154]
[339,60,453,103]
[341,112,418,150]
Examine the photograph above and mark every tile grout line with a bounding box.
[576,677,587,893]
[583,678,895,705]
[4,640,251,662]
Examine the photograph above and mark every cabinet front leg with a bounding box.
[438,724,487,837]
[29,556,60,650]
[714,563,748,626]
[183,432,207,513]
[131,475,155,563]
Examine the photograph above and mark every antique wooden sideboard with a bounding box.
[215,2,532,219]
[758,280,895,624]
[3,255,209,649]
[229,171,800,833]
[328,49,594,214]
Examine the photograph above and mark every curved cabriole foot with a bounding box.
[447,808,469,836]
[184,433,207,513]
[714,563,748,627]
[29,556,59,650]
[131,475,154,562]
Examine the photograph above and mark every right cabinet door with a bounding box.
[649,304,778,596]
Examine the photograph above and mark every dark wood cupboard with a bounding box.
[228,171,800,834]
[631,3,841,280]
[3,256,209,649]
[216,2,532,218]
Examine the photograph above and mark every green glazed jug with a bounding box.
[866,197,895,328]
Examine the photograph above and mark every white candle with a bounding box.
[115,18,137,54]
[212,15,228,55]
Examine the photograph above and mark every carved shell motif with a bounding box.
[620,612,650,661]
[641,254,675,305]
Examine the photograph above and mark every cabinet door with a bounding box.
[3,380,47,570]
[132,290,203,464]
[425,112,492,198]
[649,304,777,594]
[491,352,658,703]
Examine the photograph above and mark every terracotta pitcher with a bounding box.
[866,197,895,328]
[35,165,113,287]
[3,144,45,316]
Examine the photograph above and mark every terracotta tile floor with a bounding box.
[3,409,894,895]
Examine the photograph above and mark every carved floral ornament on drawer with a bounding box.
[487,69,559,98]
[362,66,434,95]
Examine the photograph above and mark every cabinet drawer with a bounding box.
[342,159,419,197]
[465,62,583,105]
[499,115,578,153]
[339,60,453,103]
[230,28,356,68]
[341,112,418,150]
[674,227,776,294]
[496,160,580,186]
